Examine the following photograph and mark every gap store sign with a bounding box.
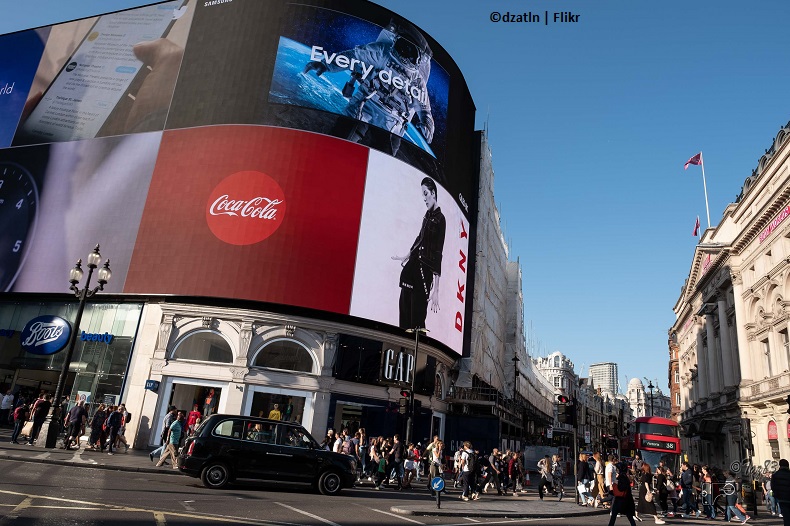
[20,316,71,355]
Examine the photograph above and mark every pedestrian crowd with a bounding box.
[576,451,790,525]
[4,390,132,454]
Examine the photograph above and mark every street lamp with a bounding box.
[38,245,111,448]
[647,380,655,417]
[512,355,519,401]
[404,327,428,446]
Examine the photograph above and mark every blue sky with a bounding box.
[2,1,788,393]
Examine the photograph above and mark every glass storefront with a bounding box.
[0,301,143,412]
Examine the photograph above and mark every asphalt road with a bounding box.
[0,459,784,526]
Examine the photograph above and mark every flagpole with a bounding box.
[700,151,711,228]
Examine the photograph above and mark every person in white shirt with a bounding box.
[605,454,618,490]
[0,390,14,426]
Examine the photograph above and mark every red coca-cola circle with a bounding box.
[206,171,287,245]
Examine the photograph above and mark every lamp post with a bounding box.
[404,327,428,446]
[647,380,655,417]
[37,245,111,449]
[512,355,519,401]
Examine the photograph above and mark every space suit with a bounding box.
[304,19,435,156]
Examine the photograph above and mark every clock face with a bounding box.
[0,162,39,291]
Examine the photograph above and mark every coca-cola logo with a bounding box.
[20,316,71,356]
[206,171,286,245]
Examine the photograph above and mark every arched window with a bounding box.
[434,373,444,399]
[253,339,315,373]
[172,330,233,363]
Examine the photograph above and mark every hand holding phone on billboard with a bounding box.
[14,1,188,144]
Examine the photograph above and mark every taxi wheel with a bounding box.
[318,470,343,496]
[201,462,231,489]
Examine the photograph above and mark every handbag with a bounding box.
[21,420,34,437]
[644,483,654,502]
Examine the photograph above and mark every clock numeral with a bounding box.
[12,240,22,253]
[0,179,4,188]
[15,199,23,210]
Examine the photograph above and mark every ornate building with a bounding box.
[671,120,790,468]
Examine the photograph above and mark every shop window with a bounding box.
[172,330,233,363]
[334,334,383,385]
[253,339,314,373]
[250,392,305,425]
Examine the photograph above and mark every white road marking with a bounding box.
[443,518,566,526]
[0,489,293,525]
[273,502,342,526]
[352,503,424,524]
[462,518,479,523]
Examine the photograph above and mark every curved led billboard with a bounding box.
[0,0,477,356]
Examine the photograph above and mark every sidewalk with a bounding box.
[0,427,169,475]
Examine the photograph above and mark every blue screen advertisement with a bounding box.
[269,5,450,162]
[0,29,48,147]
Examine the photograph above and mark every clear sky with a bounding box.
[3,1,788,394]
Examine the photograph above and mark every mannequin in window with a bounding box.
[203,388,217,417]
[268,403,282,420]
[283,398,294,421]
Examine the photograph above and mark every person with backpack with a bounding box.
[10,398,29,444]
[387,434,405,490]
[459,441,476,501]
[552,454,565,501]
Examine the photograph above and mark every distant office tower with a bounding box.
[589,362,618,393]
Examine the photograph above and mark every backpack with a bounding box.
[341,438,354,455]
[464,450,476,473]
[124,412,132,424]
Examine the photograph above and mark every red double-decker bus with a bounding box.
[634,416,681,475]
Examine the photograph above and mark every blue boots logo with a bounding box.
[20,316,71,355]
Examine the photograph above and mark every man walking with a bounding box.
[772,458,790,526]
[63,400,87,450]
[104,405,123,455]
[459,441,476,501]
[0,390,14,426]
[150,406,177,462]
[157,411,185,469]
[27,394,51,445]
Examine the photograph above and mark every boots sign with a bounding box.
[382,348,414,385]
[20,316,71,355]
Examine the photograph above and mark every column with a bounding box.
[731,271,752,382]
[718,298,736,388]
[696,327,709,399]
[705,315,720,395]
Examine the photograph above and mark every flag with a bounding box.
[693,216,700,237]
[684,153,702,170]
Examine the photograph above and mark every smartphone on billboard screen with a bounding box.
[15,0,187,144]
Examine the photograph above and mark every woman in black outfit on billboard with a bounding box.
[393,177,446,330]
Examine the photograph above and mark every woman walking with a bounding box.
[607,468,637,526]
[636,463,665,524]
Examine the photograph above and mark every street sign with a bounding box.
[431,477,444,509]
[546,427,553,439]
[584,430,591,444]
[431,477,445,492]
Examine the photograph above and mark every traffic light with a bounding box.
[399,389,411,415]
[567,402,577,426]
[557,395,569,424]
[608,415,619,435]
[557,395,569,404]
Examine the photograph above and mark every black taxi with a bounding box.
[178,414,356,495]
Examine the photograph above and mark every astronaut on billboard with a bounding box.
[303,19,435,157]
